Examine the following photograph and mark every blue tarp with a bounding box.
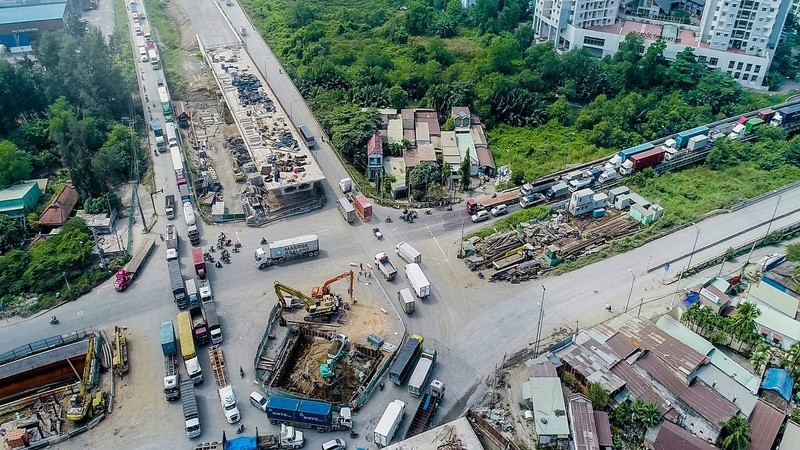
[684,291,700,308]
[762,368,794,402]
[225,436,257,450]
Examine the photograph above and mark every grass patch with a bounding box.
[112,0,136,81]
[470,205,551,239]
[142,0,188,94]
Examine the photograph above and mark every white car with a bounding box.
[471,210,490,223]
[321,438,347,450]
[249,390,267,412]
[490,204,508,216]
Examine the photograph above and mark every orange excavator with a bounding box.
[312,270,354,301]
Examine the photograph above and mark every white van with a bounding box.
[138,46,147,62]
[490,204,508,216]
[134,25,142,36]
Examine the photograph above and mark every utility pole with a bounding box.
[534,285,546,358]
[624,269,636,313]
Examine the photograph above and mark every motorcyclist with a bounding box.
[50,316,59,324]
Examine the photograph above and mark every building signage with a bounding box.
[632,31,681,44]
[699,287,720,304]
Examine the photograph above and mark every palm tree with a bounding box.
[638,402,661,430]
[719,414,751,450]
[682,304,701,330]
[696,306,715,337]
[781,341,800,379]
[730,302,761,351]
[749,343,772,375]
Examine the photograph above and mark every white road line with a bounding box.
[426,225,449,262]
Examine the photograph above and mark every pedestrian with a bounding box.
[359,262,363,271]
[160,233,164,241]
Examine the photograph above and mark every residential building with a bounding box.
[779,420,800,449]
[752,301,800,350]
[568,393,613,450]
[568,188,608,216]
[38,185,78,230]
[684,277,734,314]
[521,377,570,445]
[647,421,717,450]
[532,0,792,89]
[759,368,793,410]
[451,107,496,177]
[382,157,407,199]
[366,133,383,181]
[0,181,42,218]
[748,400,785,450]
[746,280,800,319]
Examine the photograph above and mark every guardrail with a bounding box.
[0,328,94,365]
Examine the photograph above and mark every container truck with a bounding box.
[545,182,569,200]
[398,288,415,314]
[169,261,187,310]
[395,242,421,264]
[758,109,776,123]
[180,379,201,438]
[165,194,175,219]
[209,345,240,423]
[161,321,181,401]
[178,311,203,384]
[190,306,208,346]
[192,426,305,450]
[353,194,372,221]
[374,252,397,281]
[407,348,436,397]
[204,300,223,344]
[745,117,764,133]
[374,399,405,447]
[618,142,655,160]
[186,278,200,309]
[770,105,800,127]
[337,198,355,223]
[179,184,191,204]
[152,120,166,152]
[166,224,179,260]
[254,234,319,269]
[674,126,709,148]
[465,191,520,215]
[389,333,423,385]
[687,134,709,151]
[113,238,155,291]
[192,247,206,279]
[404,380,445,439]
[265,396,352,431]
[199,279,213,303]
[597,169,619,184]
[519,192,544,208]
[338,178,352,193]
[184,203,196,226]
[620,147,665,175]
[405,263,430,299]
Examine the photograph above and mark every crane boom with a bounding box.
[311,270,354,300]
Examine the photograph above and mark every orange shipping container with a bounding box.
[354,195,372,221]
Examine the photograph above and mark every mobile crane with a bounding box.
[274,282,343,324]
[311,270,354,300]
[66,336,97,422]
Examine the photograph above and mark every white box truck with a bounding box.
[405,263,430,299]
[374,399,405,447]
[398,288,415,314]
[407,348,436,397]
[396,242,421,264]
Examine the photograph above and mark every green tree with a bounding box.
[749,343,772,375]
[630,400,661,431]
[83,192,122,214]
[547,98,572,126]
[586,382,610,409]
[781,341,800,379]
[48,98,103,199]
[408,161,442,201]
[460,149,471,191]
[91,124,141,185]
[0,249,31,295]
[388,85,409,110]
[729,301,760,350]
[788,243,800,262]
[382,173,397,197]
[0,59,44,135]
[719,415,751,450]
[0,140,32,188]
[0,214,26,254]
[405,0,433,35]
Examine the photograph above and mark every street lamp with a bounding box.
[624,269,636,313]
[685,223,701,274]
[534,285,546,357]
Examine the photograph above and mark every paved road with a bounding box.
[5,0,800,448]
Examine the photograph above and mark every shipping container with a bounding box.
[628,147,665,170]
[396,242,422,264]
[674,126,710,148]
[337,198,355,223]
[618,143,655,160]
[772,105,800,127]
[687,134,709,151]
[353,195,372,221]
[745,117,764,133]
[160,321,177,356]
[758,109,776,122]
[398,288,415,314]
[374,400,406,447]
[203,301,223,344]
[405,263,430,299]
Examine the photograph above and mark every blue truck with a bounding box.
[265,396,352,431]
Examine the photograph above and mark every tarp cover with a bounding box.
[225,437,256,450]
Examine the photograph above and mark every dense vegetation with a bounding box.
[0,20,140,312]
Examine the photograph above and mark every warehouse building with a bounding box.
[0,0,69,53]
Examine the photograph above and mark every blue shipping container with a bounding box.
[267,396,300,422]
[618,143,654,160]
[160,321,176,356]
[297,400,332,427]
[779,105,800,125]
[674,126,709,148]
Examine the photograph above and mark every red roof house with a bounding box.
[39,185,79,228]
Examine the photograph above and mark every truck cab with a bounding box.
[218,385,241,423]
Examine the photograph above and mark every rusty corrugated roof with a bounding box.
[609,361,670,415]
[748,400,785,450]
[617,317,707,376]
[568,393,599,450]
[652,421,717,450]
[593,411,613,448]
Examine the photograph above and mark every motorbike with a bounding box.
[208,246,215,253]
[378,382,385,390]
[385,216,392,223]
[232,247,240,253]
[425,209,432,215]
[216,242,224,250]
[349,430,359,438]
[236,424,245,434]
[446,205,453,211]
[477,271,485,279]
[260,237,267,245]
[215,261,223,268]
[234,242,242,250]
[205,255,215,263]
[224,239,232,247]
[50,316,59,325]
[222,256,231,264]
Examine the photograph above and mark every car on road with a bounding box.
[471,210,490,223]
[321,438,347,450]
[490,204,508,217]
[249,391,267,412]
[373,227,383,239]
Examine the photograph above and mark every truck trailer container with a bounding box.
[398,288,415,314]
[618,142,655,160]
[152,120,166,151]
[545,182,569,200]
[193,425,305,450]
[265,396,352,431]
[166,224,179,260]
[466,191,520,215]
[161,320,178,356]
[404,380,445,439]
[161,321,180,401]
[674,126,709,148]
[758,109,776,123]
[353,195,372,221]
[687,134,709,151]
[177,311,203,384]
[374,399,406,447]
[186,278,200,309]
[190,306,208,346]
[192,247,206,279]
[745,117,764,133]
[620,147,665,175]
[374,252,397,281]
[771,105,800,127]
[407,348,436,397]
[166,122,178,146]
[180,380,201,438]
[254,234,319,269]
[389,334,423,385]
[203,301,223,344]
[165,194,176,219]
[395,242,422,264]
[168,260,187,309]
[404,263,430,299]
[337,198,355,223]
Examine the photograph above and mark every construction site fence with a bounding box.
[467,409,521,450]
[0,328,94,366]
[353,333,402,409]
[254,303,281,381]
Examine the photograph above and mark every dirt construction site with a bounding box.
[255,268,402,406]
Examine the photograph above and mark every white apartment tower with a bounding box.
[533,0,792,88]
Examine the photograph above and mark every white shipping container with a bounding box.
[395,242,421,264]
[407,354,434,396]
[398,288,415,315]
[374,400,405,447]
[405,263,430,299]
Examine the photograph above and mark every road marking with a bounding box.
[426,225,449,262]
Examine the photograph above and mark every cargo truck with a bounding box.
[770,105,800,127]
[114,238,155,291]
[545,182,569,200]
[389,333,423,385]
[404,264,430,299]
[687,134,709,151]
[674,126,709,148]
[395,242,421,264]
[168,260,186,309]
[179,184,190,204]
[597,169,619,184]
[374,399,405,447]
[404,380,445,439]
[177,311,203,384]
[190,306,209,346]
[758,109,776,123]
[180,379,202,438]
[161,321,181,401]
[192,425,304,450]
[192,247,206,279]
[299,125,315,148]
[398,288,415,314]
[519,192,544,208]
[188,223,200,245]
[166,225,179,260]
[408,348,436,396]
[374,252,397,281]
[521,180,556,196]
[153,120,166,152]
[254,234,319,269]
[209,345,240,423]
[199,279,213,303]
[465,191,520,215]
[165,194,176,219]
[184,203,196,226]
[619,147,665,175]
[568,177,593,192]
[265,396,352,431]
[338,178,352,193]
[204,300,223,344]
[352,194,372,221]
[337,198,355,223]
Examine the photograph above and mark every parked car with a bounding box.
[249,391,267,412]
[490,204,508,217]
[321,438,347,450]
[471,210,490,223]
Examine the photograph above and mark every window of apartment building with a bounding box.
[745,63,752,71]
[741,74,749,81]
[736,62,743,70]
[709,57,719,65]
[729,61,736,69]
[583,36,605,46]
[754,64,761,73]
[734,71,741,79]
[698,55,707,63]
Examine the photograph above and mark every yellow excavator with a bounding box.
[311,270,354,301]
[66,336,96,422]
[274,282,343,325]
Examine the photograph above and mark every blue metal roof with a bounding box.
[0,3,68,26]
[762,368,793,402]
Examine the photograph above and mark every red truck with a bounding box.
[629,147,665,171]
[192,247,206,279]
[353,194,372,221]
[466,191,520,215]
[115,238,155,291]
